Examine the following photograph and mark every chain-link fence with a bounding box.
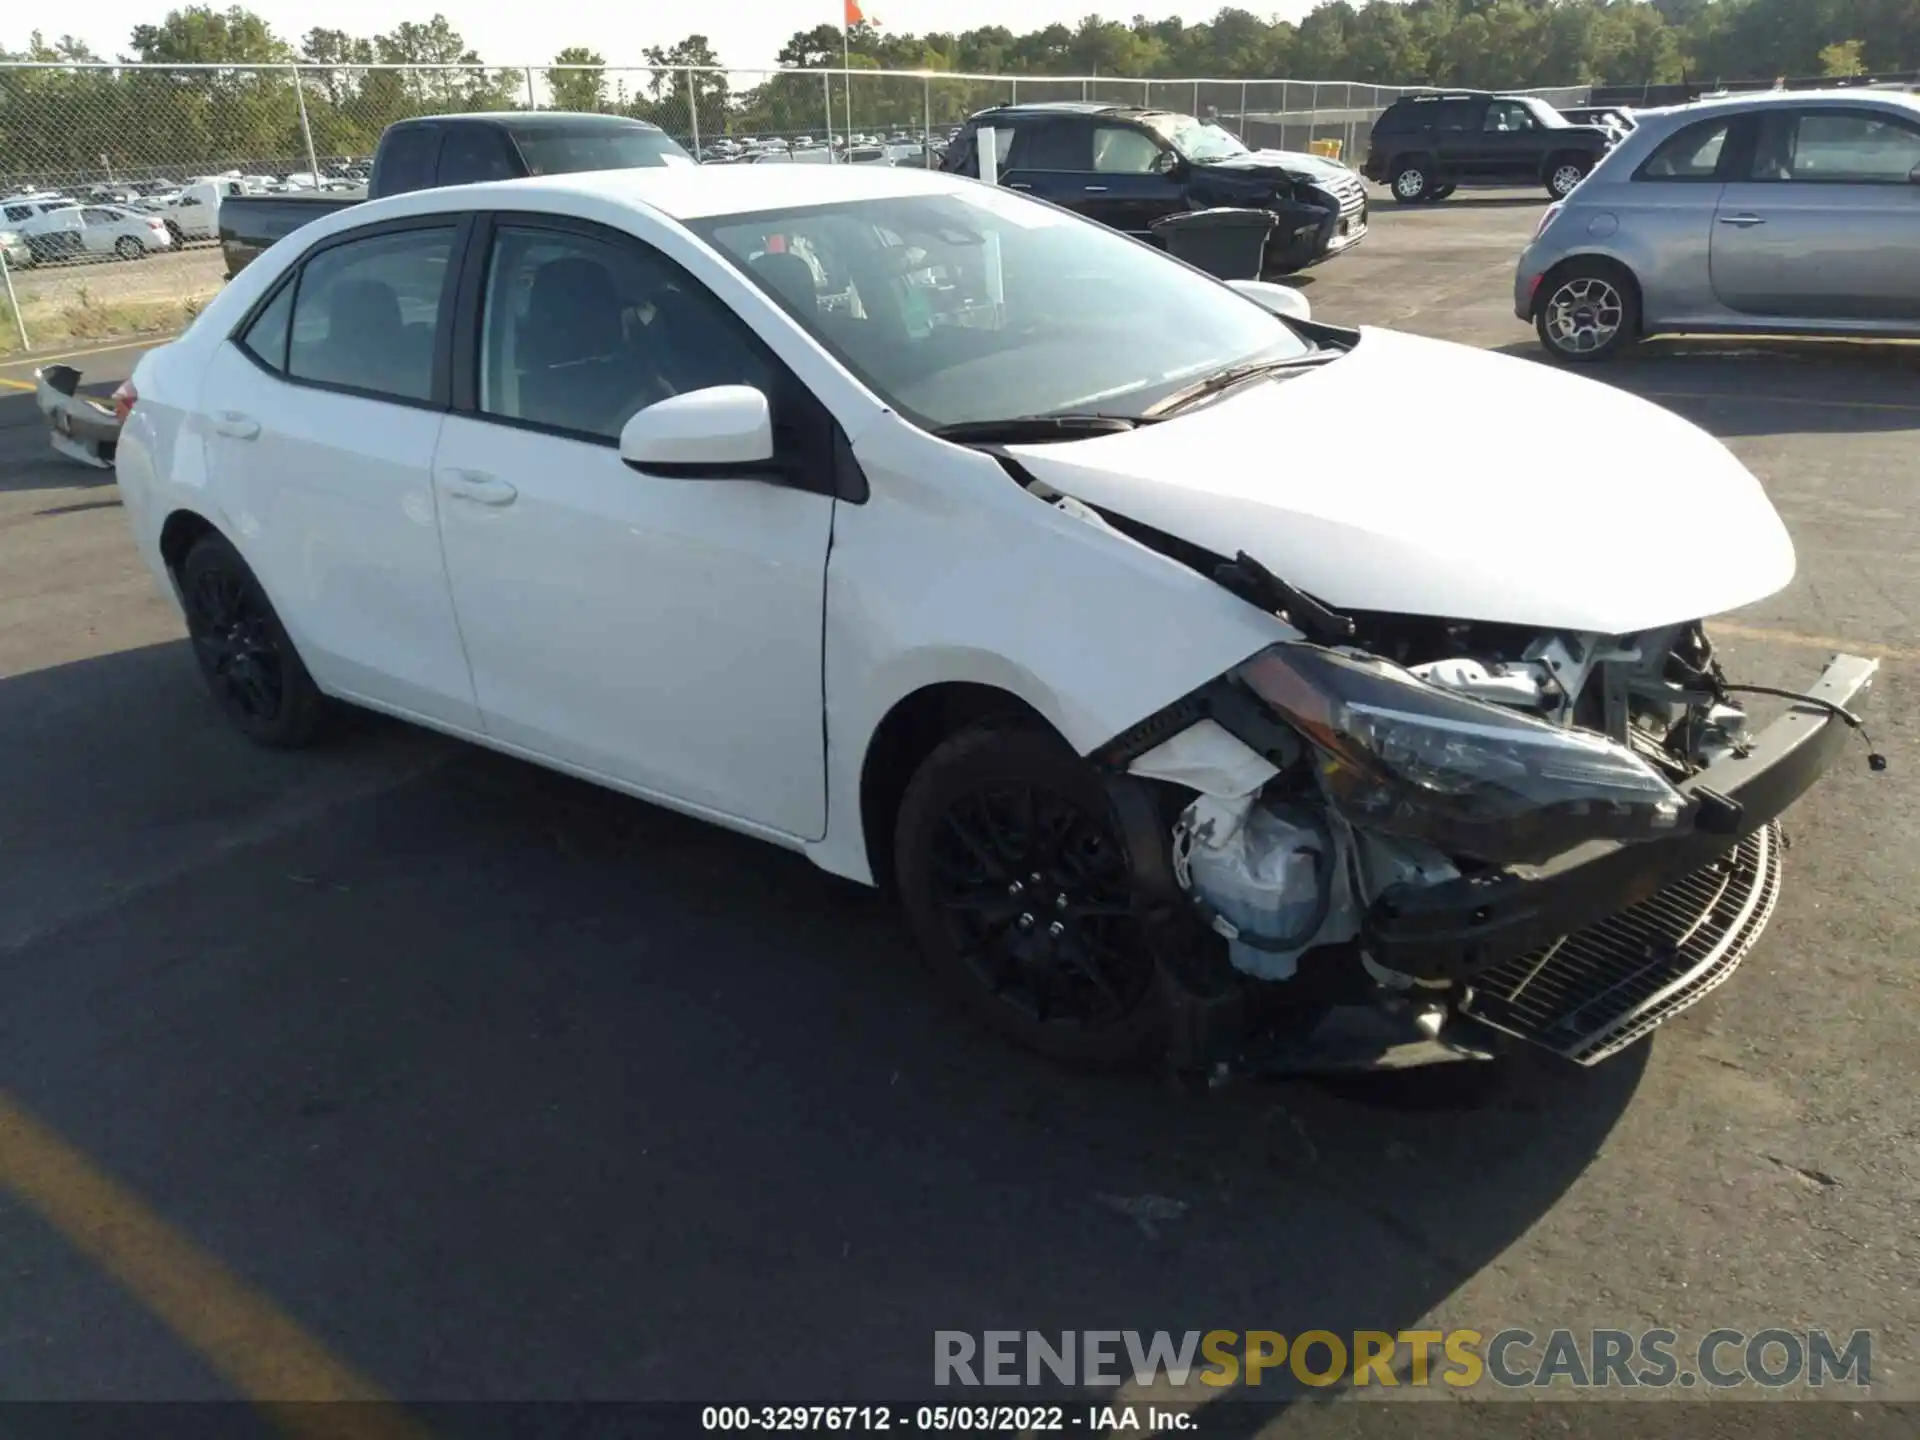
[0,62,1590,354]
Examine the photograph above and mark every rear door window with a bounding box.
[288,226,455,402]
[1017,118,1092,171]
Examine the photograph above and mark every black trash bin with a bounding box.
[1149,207,1276,280]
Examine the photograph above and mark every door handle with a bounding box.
[439,470,518,507]
[1717,214,1766,227]
[211,411,259,440]
[1082,185,1110,193]
[1007,182,1033,190]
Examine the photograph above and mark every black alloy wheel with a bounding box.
[180,533,329,747]
[896,726,1166,1067]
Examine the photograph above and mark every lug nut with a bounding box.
[1054,893,1069,910]
[1017,913,1035,931]
[1047,921,1065,938]
[1007,880,1024,896]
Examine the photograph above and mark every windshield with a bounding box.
[507,124,693,175]
[691,188,1310,429]
[1524,98,1570,129]
[1142,112,1251,163]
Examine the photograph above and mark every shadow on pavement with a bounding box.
[1489,338,1920,438]
[0,642,1647,1405]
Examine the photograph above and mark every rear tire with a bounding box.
[113,235,143,260]
[179,533,331,748]
[1534,260,1640,364]
[1546,157,1589,200]
[1389,160,1436,204]
[894,724,1168,1069]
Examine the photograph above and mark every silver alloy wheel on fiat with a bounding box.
[1542,275,1624,356]
[1549,163,1585,198]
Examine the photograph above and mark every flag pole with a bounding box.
[842,24,854,147]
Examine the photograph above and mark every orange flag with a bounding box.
[845,0,864,26]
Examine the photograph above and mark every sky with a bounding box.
[12,1,1324,75]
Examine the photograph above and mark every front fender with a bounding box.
[807,412,1293,885]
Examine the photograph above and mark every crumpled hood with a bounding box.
[1005,328,1796,636]
[1196,149,1354,185]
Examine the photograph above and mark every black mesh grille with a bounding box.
[1460,824,1782,1065]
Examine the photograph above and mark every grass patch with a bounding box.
[0,283,217,358]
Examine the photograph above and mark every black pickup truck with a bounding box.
[219,111,692,277]
[939,101,1368,275]
[1360,90,1615,203]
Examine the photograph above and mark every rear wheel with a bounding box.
[1535,261,1640,363]
[894,724,1167,1068]
[1546,158,1589,200]
[113,234,143,260]
[180,533,330,748]
[1390,160,1436,203]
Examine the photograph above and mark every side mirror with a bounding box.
[1227,278,1313,323]
[1151,149,1181,177]
[618,386,777,478]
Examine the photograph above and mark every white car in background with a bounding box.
[110,164,1873,1084]
[21,204,175,261]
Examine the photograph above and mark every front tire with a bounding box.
[894,724,1167,1069]
[1389,160,1436,204]
[114,235,143,260]
[1535,260,1640,363]
[179,533,330,748]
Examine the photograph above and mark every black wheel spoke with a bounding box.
[929,777,1154,1033]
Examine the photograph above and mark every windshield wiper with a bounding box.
[1142,352,1341,419]
[931,413,1149,445]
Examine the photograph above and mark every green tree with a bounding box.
[640,35,728,139]
[549,46,609,112]
[1819,38,1867,75]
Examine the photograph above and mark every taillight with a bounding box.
[112,380,137,424]
[1532,203,1563,241]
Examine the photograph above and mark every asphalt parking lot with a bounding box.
[1,191,1916,1427]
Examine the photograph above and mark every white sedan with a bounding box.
[113,164,1873,1080]
[23,203,175,261]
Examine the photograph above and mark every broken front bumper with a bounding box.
[35,364,122,469]
[1362,652,1878,1064]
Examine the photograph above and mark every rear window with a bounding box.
[378,128,441,196]
[505,124,692,175]
[1637,118,1733,181]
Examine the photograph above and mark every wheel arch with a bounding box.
[856,681,1062,894]
[1530,251,1644,329]
[158,507,222,581]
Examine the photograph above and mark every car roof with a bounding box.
[968,100,1170,120]
[392,111,668,132]
[1634,87,1920,121]
[376,160,976,224]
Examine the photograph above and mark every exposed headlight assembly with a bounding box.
[1239,644,1688,866]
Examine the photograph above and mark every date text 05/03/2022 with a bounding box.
[701,1406,1194,1432]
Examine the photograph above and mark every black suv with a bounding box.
[1361,91,1614,203]
[940,101,1368,274]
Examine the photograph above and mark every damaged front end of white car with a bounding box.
[1086,564,1882,1081]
